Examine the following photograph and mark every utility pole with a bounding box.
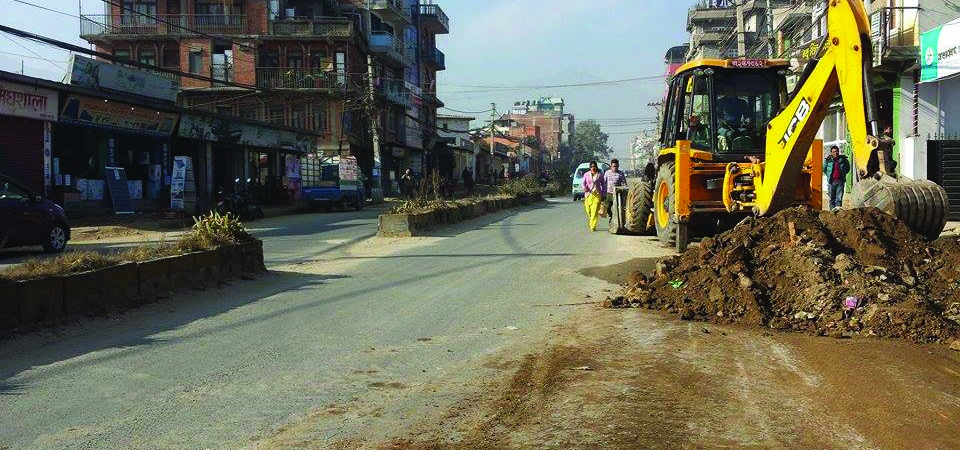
[489,103,496,181]
[766,0,774,58]
[365,0,385,199]
[736,2,746,56]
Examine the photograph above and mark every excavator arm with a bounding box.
[752,0,948,238]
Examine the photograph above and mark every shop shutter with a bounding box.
[0,116,44,193]
[937,141,960,221]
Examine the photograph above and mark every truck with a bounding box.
[301,155,365,211]
[609,0,949,250]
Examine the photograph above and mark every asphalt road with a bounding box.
[0,198,667,449]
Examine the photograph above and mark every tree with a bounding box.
[573,120,612,162]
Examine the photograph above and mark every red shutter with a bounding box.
[0,116,44,193]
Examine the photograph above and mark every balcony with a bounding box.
[380,79,410,107]
[870,7,919,67]
[80,14,248,38]
[419,4,449,34]
[370,31,406,66]
[270,17,355,38]
[368,0,411,24]
[422,47,445,70]
[688,6,736,24]
[422,89,444,108]
[256,67,344,90]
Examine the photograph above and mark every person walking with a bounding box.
[582,160,607,232]
[400,168,416,199]
[604,158,627,222]
[823,145,850,211]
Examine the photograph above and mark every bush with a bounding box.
[498,175,544,197]
[178,212,253,252]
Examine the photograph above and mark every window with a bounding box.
[138,48,156,66]
[189,51,203,74]
[269,103,284,125]
[313,100,329,132]
[685,75,712,150]
[0,181,29,201]
[287,52,303,68]
[122,0,156,15]
[114,48,131,61]
[310,50,329,70]
[714,71,786,153]
[290,103,305,129]
[261,50,280,68]
[195,0,242,15]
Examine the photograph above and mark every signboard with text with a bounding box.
[0,80,58,121]
[69,54,179,102]
[921,18,960,82]
[59,95,178,137]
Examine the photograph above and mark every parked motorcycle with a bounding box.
[214,178,264,221]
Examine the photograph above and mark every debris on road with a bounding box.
[619,207,960,344]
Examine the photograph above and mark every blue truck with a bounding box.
[301,155,365,211]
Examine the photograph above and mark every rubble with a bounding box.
[620,207,960,344]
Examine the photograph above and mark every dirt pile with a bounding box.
[619,207,960,344]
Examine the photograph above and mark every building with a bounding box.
[688,0,799,60]
[436,114,475,179]
[79,0,449,198]
[501,97,574,173]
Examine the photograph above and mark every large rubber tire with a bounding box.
[42,223,67,253]
[854,177,949,240]
[654,162,679,248]
[625,180,654,235]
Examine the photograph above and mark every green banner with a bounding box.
[921,18,960,83]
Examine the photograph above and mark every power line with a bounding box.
[438,75,665,89]
[6,0,77,18]
[440,106,493,114]
[0,49,68,63]
[1,34,66,72]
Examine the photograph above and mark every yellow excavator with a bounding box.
[611,0,949,251]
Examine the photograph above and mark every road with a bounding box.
[1,199,959,449]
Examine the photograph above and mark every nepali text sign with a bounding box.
[0,80,58,121]
[59,95,178,137]
[921,18,960,82]
[69,55,180,102]
[178,113,316,152]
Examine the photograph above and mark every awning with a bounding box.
[178,113,315,153]
[921,17,960,82]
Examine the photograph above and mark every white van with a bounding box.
[571,162,610,201]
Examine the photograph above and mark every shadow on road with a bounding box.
[421,201,556,239]
[0,270,347,392]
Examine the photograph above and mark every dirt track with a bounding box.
[373,307,960,450]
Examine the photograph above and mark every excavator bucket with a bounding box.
[853,176,950,240]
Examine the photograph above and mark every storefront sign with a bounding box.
[178,113,316,152]
[170,156,190,209]
[43,122,51,192]
[60,95,178,137]
[340,156,358,191]
[921,17,960,82]
[0,81,58,121]
[69,55,179,102]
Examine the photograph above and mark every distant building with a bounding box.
[436,114,475,179]
[501,97,575,173]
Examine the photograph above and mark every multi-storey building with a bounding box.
[79,0,447,196]
[502,97,574,173]
[688,0,799,60]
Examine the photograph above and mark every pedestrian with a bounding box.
[604,158,627,221]
[823,145,850,211]
[878,125,897,173]
[462,167,474,195]
[400,168,416,199]
[582,160,607,232]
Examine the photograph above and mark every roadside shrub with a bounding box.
[498,175,544,197]
[178,212,253,251]
[389,198,450,214]
[0,251,121,284]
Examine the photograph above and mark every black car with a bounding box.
[0,174,70,253]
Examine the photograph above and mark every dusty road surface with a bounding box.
[1,199,959,449]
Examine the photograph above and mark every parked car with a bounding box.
[0,174,70,253]
[570,162,610,201]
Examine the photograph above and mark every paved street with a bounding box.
[2,199,960,449]
[0,199,667,449]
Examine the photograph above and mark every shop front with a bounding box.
[177,113,317,207]
[54,94,178,212]
[0,76,58,195]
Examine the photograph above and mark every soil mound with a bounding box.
[620,207,960,344]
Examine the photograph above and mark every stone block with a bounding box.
[0,283,20,330]
[17,278,65,323]
[219,244,242,280]
[138,257,171,298]
[378,213,414,237]
[63,270,106,315]
[240,240,266,273]
[98,263,140,308]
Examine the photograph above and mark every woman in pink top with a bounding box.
[582,160,607,231]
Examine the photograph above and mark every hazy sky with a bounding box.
[0,0,689,158]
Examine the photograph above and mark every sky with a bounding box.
[0,0,690,159]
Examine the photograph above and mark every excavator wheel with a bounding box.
[853,176,950,240]
[625,179,654,235]
[654,162,689,251]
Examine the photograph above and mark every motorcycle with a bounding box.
[215,178,264,221]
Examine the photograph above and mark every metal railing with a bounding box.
[369,0,410,22]
[370,31,406,63]
[270,17,354,37]
[80,14,247,37]
[419,4,449,32]
[380,79,410,107]
[422,47,445,70]
[256,67,344,90]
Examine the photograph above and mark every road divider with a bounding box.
[378,194,542,237]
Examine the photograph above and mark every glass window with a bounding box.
[0,181,29,200]
[287,52,303,68]
[114,48,131,61]
[138,48,156,66]
[313,100,329,132]
[188,51,203,74]
[686,75,712,150]
[714,71,786,153]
